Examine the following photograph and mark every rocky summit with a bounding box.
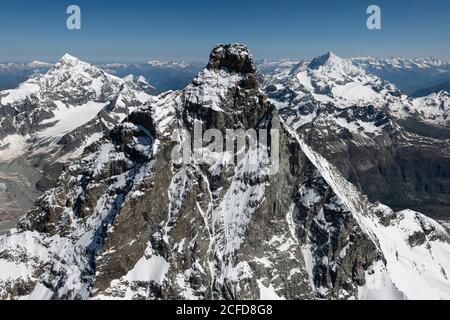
[0,44,449,300]
[207,44,257,74]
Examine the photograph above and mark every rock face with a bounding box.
[207,44,256,74]
[263,52,450,219]
[0,45,449,300]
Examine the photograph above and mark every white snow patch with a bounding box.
[124,255,169,284]
[0,135,28,161]
[257,280,284,300]
[38,101,107,138]
[331,82,379,104]
[1,80,40,105]
[359,260,406,300]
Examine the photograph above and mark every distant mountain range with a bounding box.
[351,57,450,95]
[3,56,450,97]
[98,61,203,93]
[0,61,52,91]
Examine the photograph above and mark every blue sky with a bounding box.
[0,0,449,63]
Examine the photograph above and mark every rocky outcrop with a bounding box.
[207,44,256,74]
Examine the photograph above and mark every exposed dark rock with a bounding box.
[207,44,256,74]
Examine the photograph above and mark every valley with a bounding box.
[0,158,42,235]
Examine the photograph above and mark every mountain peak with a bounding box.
[308,51,345,70]
[37,53,125,102]
[207,43,256,74]
[306,51,366,79]
[52,54,90,72]
[326,51,337,58]
[59,53,81,64]
[44,54,100,83]
[123,74,156,94]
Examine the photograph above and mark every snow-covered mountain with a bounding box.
[0,44,449,300]
[351,57,450,95]
[400,91,450,127]
[0,54,154,230]
[256,56,450,97]
[265,52,450,127]
[0,60,202,95]
[263,51,450,218]
[0,53,154,160]
[289,52,398,107]
[352,57,449,71]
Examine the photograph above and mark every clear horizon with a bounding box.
[2,50,450,65]
[0,0,449,63]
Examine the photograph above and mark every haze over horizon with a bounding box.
[0,0,449,63]
[2,50,450,65]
